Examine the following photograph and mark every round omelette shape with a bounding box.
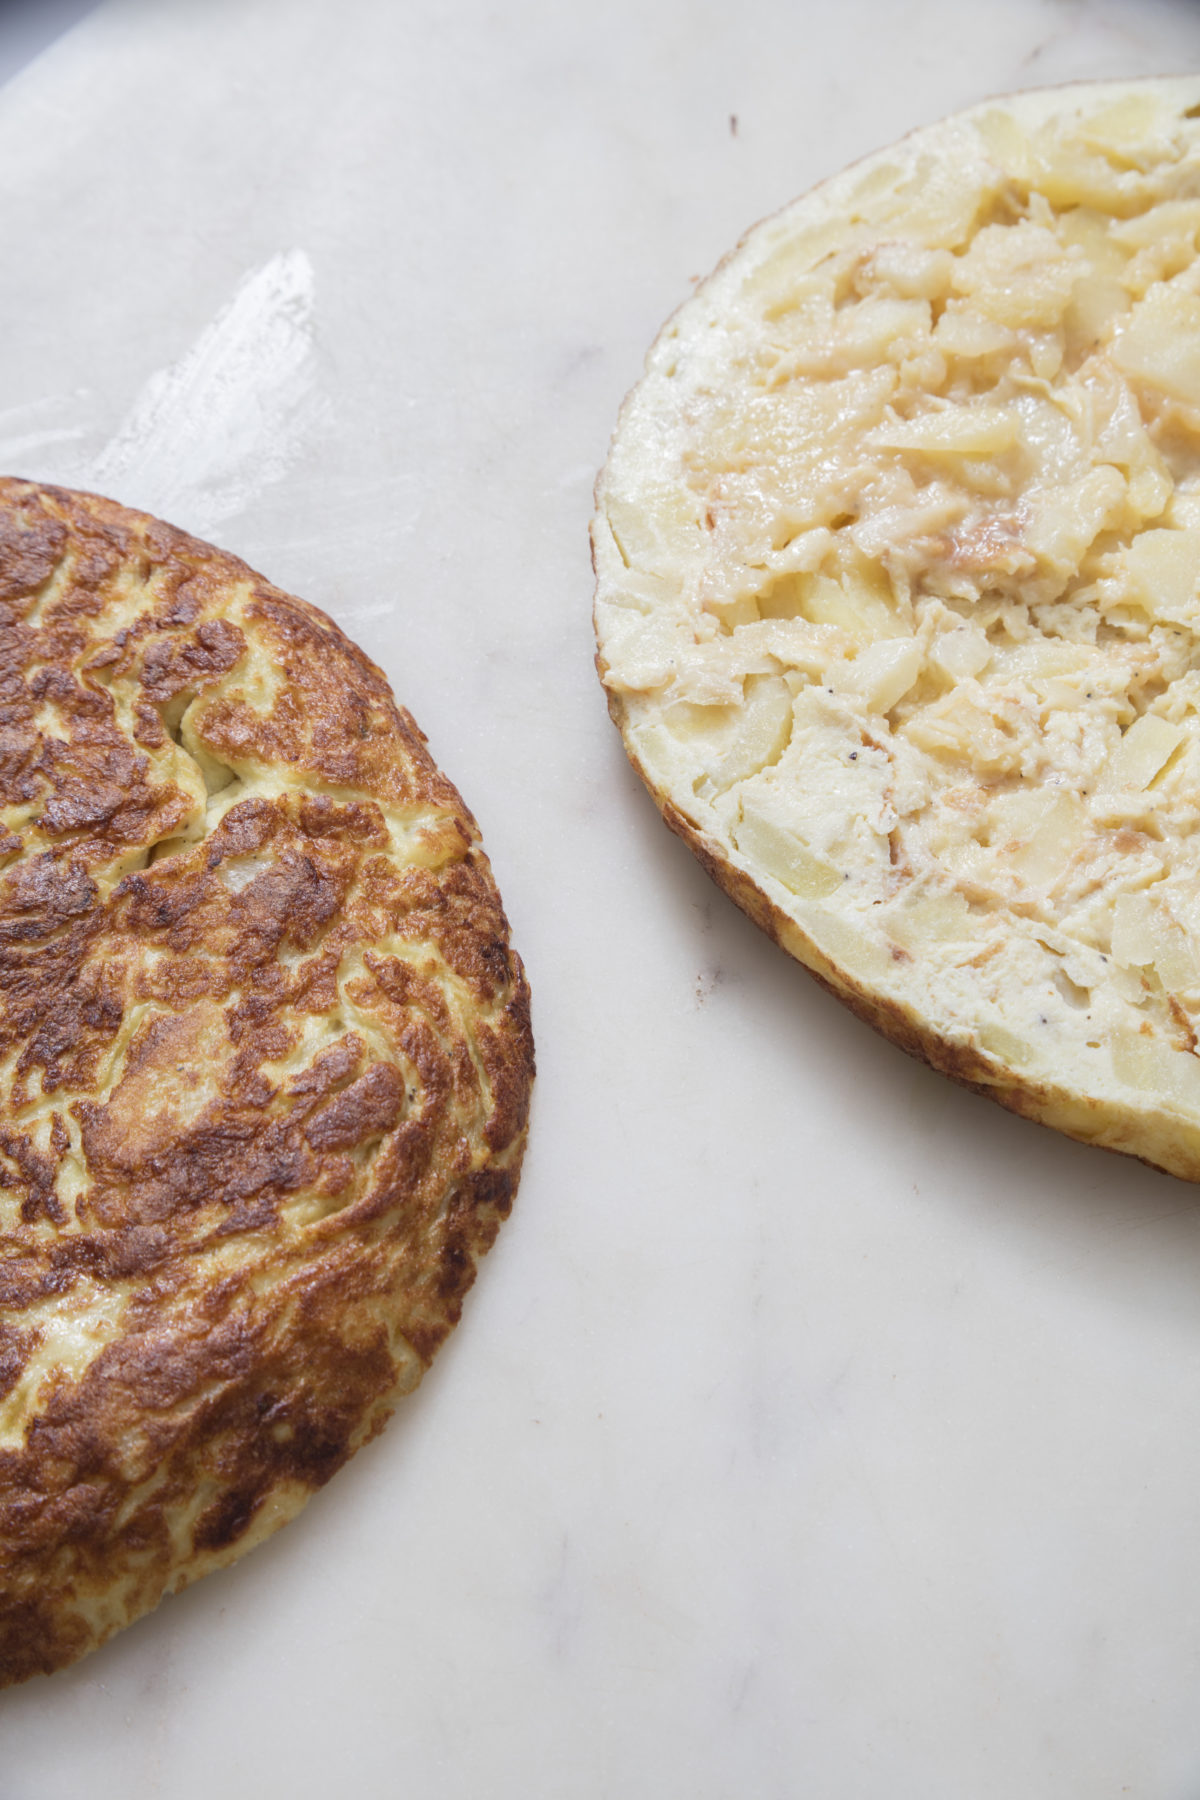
[0,479,533,1684]
[594,77,1200,1183]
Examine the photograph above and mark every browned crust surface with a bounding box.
[0,479,534,1686]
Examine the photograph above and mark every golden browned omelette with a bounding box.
[594,78,1200,1184]
[0,478,533,1685]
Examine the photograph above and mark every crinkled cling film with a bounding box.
[594,78,1200,1182]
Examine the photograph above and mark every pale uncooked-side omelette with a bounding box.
[594,78,1200,1182]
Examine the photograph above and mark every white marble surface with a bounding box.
[6,1,1200,1794]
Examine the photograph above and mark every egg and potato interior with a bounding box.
[595,82,1200,1162]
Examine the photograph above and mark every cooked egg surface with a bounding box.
[0,480,533,1685]
[595,79,1200,1177]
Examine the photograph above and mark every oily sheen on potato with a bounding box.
[594,78,1200,1181]
[0,480,533,1684]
